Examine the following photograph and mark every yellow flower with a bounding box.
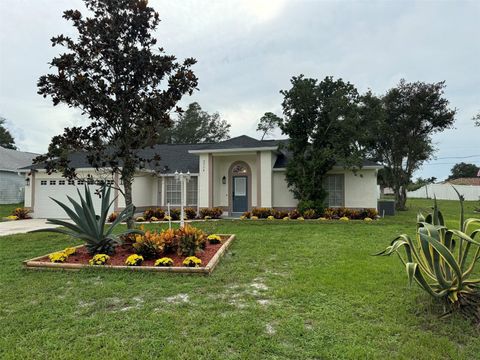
[267,215,275,220]
[239,215,246,220]
[49,251,68,263]
[207,234,222,244]
[6,215,18,220]
[297,217,305,221]
[154,257,174,267]
[64,247,77,256]
[251,216,259,220]
[283,217,289,221]
[339,216,349,221]
[164,215,172,221]
[89,254,110,265]
[364,217,373,222]
[183,256,202,267]
[125,254,144,266]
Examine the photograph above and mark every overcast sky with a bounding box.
[1,0,479,180]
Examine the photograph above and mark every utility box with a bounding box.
[378,199,395,216]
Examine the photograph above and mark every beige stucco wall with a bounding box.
[198,154,209,208]
[211,154,258,208]
[272,168,379,209]
[272,171,297,208]
[260,151,273,208]
[328,168,379,209]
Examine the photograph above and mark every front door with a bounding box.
[232,176,248,213]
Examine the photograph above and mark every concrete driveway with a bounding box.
[0,219,61,236]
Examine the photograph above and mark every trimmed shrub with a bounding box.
[184,207,197,219]
[199,207,223,219]
[252,207,273,219]
[302,209,317,219]
[169,209,180,220]
[241,211,251,219]
[288,209,301,219]
[273,210,289,219]
[154,208,165,219]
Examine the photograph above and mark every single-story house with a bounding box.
[0,146,39,204]
[22,135,382,218]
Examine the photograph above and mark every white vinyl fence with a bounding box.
[407,184,480,201]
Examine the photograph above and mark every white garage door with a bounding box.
[34,179,108,219]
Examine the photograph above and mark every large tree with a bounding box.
[256,112,281,140]
[447,162,479,180]
[170,102,230,143]
[278,75,366,212]
[36,0,198,227]
[363,80,456,210]
[0,117,16,149]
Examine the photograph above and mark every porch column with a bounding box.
[256,151,261,207]
[208,153,214,208]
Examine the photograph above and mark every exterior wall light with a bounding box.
[222,176,226,185]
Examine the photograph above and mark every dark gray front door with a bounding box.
[232,176,248,213]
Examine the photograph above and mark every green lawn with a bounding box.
[0,198,479,359]
[0,202,23,219]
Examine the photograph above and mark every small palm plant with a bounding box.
[375,190,480,322]
[32,185,142,255]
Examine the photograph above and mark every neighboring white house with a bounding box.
[22,136,382,218]
[0,146,39,204]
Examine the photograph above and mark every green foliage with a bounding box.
[447,162,479,180]
[169,209,180,220]
[256,112,282,140]
[362,80,456,210]
[375,192,480,319]
[298,200,324,215]
[184,207,197,219]
[302,209,317,219]
[251,207,274,219]
[31,186,142,255]
[0,117,16,149]
[176,225,207,256]
[279,75,365,209]
[35,0,198,228]
[169,102,230,144]
[199,207,223,219]
[133,230,164,260]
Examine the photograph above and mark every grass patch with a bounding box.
[0,198,479,359]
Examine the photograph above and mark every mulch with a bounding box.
[38,242,224,267]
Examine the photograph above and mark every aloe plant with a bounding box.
[31,185,142,255]
[375,190,480,320]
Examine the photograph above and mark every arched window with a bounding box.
[232,164,248,175]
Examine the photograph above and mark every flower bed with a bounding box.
[23,234,235,274]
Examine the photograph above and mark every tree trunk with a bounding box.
[122,176,136,229]
[394,184,408,211]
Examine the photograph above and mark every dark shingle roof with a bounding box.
[0,146,39,172]
[22,135,381,172]
[191,135,285,151]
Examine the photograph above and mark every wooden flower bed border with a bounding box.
[23,234,236,275]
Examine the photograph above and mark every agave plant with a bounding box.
[375,190,480,320]
[31,185,142,255]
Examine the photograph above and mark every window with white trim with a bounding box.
[323,174,345,207]
[186,176,198,206]
[165,177,181,205]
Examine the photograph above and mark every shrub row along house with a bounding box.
[22,135,382,218]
